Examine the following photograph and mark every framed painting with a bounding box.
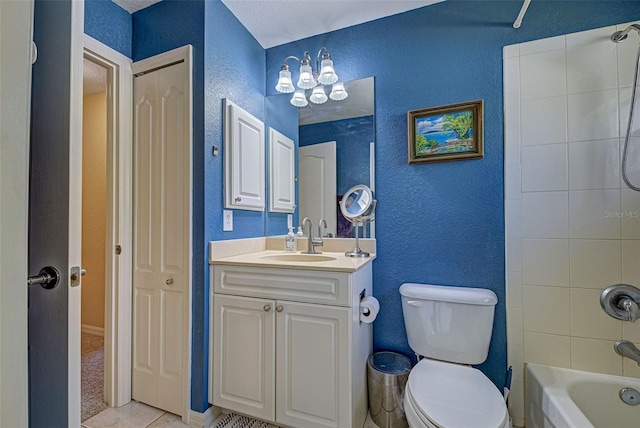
[408,99,484,164]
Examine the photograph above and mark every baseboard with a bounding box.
[189,405,220,428]
[81,324,104,336]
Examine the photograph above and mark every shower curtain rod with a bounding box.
[513,0,531,29]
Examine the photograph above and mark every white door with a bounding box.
[212,294,275,421]
[299,142,337,236]
[276,301,349,428]
[132,59,190,416]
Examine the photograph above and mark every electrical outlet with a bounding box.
[223,210,233,231]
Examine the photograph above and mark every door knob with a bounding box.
[166,278,174,286]
[263,304,272,312]
[27,266,60,289]
[275,305,283,313]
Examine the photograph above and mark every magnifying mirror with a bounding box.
[340,184,376,257]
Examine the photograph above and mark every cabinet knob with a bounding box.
[263,304,272,312]
[166,278,174,285]
[276,305,284,313]
[235,196,242,202]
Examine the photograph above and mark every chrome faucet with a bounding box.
[615,340,640,366]
[318,217,328,239]
[302,217,323,254]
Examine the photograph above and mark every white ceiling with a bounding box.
[111,0,444,48]
[112,0,161,13]
[221,0,444,48]
[83,58,107,96]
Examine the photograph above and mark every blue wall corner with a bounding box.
[84,0,132,58]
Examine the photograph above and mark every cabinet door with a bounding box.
[212,294,276,422]
[276,301,350,428]
[268,127,295,213]
[224,99,265,211]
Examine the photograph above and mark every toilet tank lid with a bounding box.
[399,283,497,305]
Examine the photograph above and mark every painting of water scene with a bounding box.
[408,100,484,163]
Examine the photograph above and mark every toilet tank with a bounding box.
[399,283,497,365]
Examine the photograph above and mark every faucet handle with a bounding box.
[317,217,328,240]
[621,297,640,322]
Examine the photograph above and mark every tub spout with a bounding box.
[615,340,640,366]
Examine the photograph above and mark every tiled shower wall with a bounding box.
[504,22,640,427]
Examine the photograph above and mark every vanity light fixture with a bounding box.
[275,47,348,108]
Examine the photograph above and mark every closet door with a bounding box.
[132,61,189,416]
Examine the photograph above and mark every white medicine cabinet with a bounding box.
[268,127,296,213]
[224,99,265,211]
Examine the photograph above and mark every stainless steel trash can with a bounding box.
[367,351,412,428]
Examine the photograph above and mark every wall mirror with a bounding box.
[265,76,375,238]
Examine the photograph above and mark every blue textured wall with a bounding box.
[204,1,266,244]
[202,0,265,412]
[266,0,640,389]
[84,0,132,58]
[299,116,373,194]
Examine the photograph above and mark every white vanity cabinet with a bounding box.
[210,263,372,428]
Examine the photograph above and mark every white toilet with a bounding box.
[399,283,509,428]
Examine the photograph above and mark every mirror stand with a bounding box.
[340,184,376,258]
[345,221,369,258]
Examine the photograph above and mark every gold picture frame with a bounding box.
[408,99,484,164]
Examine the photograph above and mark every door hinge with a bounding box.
[115,245,122,255]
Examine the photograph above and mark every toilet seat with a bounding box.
[405,359,508,428]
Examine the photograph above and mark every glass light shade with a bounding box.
[297,63,316,89]
[290,90,308,108]
[329,82,348,101]
[275,68,294,93]
[318,58,338,85]
[309,86,328,104]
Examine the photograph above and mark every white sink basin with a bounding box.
[260,254,337,263]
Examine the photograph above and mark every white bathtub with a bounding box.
[526,364,640,428]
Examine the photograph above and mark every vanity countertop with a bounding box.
[209,250,375,273]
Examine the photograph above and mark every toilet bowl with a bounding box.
[403,359,509,428]
[399,283,509,428]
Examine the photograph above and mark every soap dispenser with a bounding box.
[285,226,297,252]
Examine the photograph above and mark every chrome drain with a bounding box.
[620,387,640,406]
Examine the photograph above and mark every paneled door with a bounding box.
[299,141,337,236]
[212,294,276,421]
[276,301,349,428]
[132,55,191,416]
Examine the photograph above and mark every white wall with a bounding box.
[82,92,107,330]
[0,1,32,426]
[504,21,640,427]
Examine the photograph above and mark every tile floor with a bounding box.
[82,401,381,428]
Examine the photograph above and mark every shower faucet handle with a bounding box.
[601,284,640,323]
[620,297,640,322]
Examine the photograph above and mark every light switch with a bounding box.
[223,210,233,231]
